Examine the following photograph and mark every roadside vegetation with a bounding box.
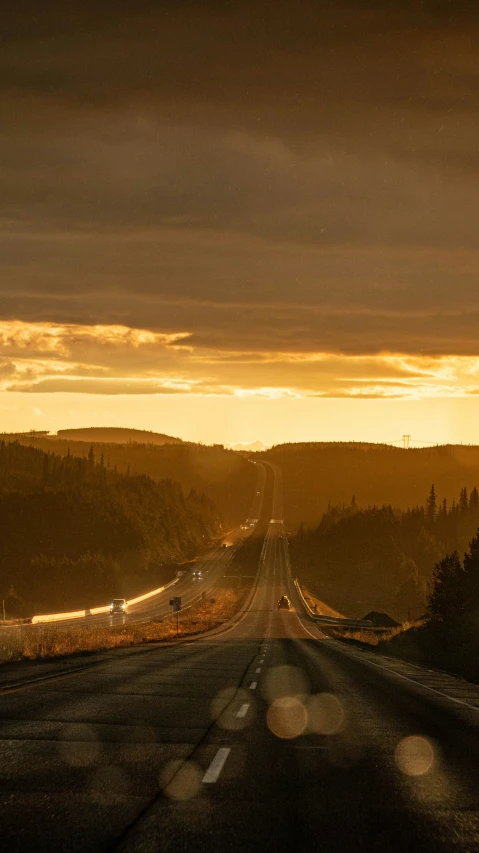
[291,484,479,621]
[0,587,249,664]
[378,531,479,682]
[331,531,479,683]
[329,621,418,648]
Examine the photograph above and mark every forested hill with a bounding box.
[264,442,479,528]
[0,435,256,527]
[56,427,183,444]
[291,487,479,621]
[0,441,222,617]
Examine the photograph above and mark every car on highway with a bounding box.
[192,569,202,580]
[110,598,127,614]
[278,595,291,610]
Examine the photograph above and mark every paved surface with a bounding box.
[1,466,479,851]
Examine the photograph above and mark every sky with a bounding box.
[2,0,479,446]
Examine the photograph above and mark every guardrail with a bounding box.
[31,577,179,624]
[293,578,373,629]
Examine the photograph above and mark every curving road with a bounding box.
[1,464,479,851]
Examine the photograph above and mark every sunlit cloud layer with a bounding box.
[1,321,479,401]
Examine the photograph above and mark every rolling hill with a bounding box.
[264,442,479,528]
[1,432,257,526]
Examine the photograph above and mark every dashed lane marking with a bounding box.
[256,667,261,673]
[250,681,257,690]
[236,703,250,719]
[203,748,231,783]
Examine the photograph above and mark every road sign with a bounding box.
[169,596,182,612]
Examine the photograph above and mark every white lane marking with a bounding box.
[203,747,231,783]
[236,703,250,718]
[355,655,479,713]
[250,681,257,690]
[256,667,261,673]
[297,600,479,712]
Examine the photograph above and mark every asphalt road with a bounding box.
[1,466,479,851]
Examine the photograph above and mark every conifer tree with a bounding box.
[463,529,479,611]
[459,487,468,512]
[87,444,95,466]
[426,484,437,523]
[427,551,464,623]
[41,453,50,486]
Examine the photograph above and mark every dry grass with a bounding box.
[0,587,248,664]
[332,620,420,647]
[302,587,344,619]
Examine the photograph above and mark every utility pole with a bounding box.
[402,434,411,449]
[2,600,5,622]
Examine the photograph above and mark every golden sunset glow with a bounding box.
[2,321,479,406]
[0,318,479,445]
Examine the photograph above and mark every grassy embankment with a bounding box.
[301,586,344,618]
[300,582,418,649]
[0,587,248,664]
[330,614,479,684]
[332,623,414,647]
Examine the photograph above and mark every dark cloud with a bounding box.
[1,0,479,371]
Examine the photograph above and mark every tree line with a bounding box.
[264,442,479,528]
[428,531,479,624]
[0,441,222,617]
[1,433,256,526]
[291,484,479,621]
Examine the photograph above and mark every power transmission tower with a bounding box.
[402,434,411,449]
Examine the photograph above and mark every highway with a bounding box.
[25,463,267,631]
[1,465,479,851]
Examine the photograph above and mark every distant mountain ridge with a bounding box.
[229,441,268,452]
[56,427,184,445]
